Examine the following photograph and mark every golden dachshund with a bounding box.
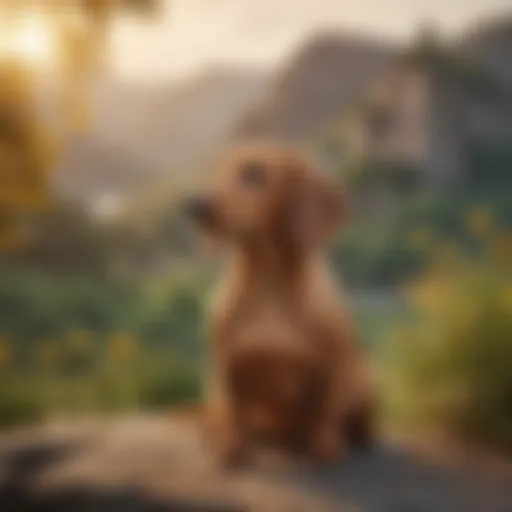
[184,142,374,465]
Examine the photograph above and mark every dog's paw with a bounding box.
[218,432,249,468]
[220,446,248,468]
[346,399,377,451]
[308,427,345,463]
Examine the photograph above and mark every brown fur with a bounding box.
[186,141,374,465]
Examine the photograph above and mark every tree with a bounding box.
[0,60,53,249]
[0,0,160,248]
[405,22,511,109]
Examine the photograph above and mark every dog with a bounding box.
[183,142,374,465]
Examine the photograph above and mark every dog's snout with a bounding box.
[182,196,216,225]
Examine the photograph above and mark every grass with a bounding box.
[0,347,202,428]
[379,241,512,450]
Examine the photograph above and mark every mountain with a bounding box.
[459,15,512,88]
[53,17,512,212]
[91,66,269,173]
[52,66,268,211]
[53,137,161,215]
[308,15,512,186]
[233,31,397,141]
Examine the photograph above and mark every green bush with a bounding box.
[140,364,201,408]
[347,157,421,193]
[0,264,206,424]
[0,377,44,427]
[331,186,511,287]
[0,347,202,425]
[382,242,512,449]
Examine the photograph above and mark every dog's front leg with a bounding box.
[206,313,248,466]
[308,329,352,463]
[207,373,247,465]
[309,372,346,462]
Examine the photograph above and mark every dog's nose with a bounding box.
[181,196,216,226]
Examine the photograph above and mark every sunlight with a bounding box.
[0,12,57,68]
[16,16,54,64]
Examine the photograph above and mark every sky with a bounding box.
[110,0,512,81]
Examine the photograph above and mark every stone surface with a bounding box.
[0,415,511,512]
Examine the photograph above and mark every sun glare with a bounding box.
[0,13,56,68]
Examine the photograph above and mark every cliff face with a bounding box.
[460,16,512,89]
[53,17,512,208]
[305,17,512,184]
[234,32,396,141]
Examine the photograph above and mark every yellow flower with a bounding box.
[410,278,452,311]
[38,342,58,366]
[490,234,512,268]
[502,287,512,314]
[431,242,460,272]
[408,227,432,251]
[0,231,26,252]
[69,329,92,353]
[108,333,135,362]
[467,209,493,236]
[0,339,11,366]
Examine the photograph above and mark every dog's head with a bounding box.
[182,142,346,250]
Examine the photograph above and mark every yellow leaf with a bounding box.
[491,234,512,269]
[408,227,432,251]
[108,333,135,362]
[502,287,512,314]
[0,339,11,366]
[69,330,92,352]
[39,341,58,366]
[467,209,493,237]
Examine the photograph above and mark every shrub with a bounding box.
[136,349,202,409]
[382,238,512,449]
[346,157,421,193]
[140,366,201,408]
[0,264,206,422]
[331,186,511,287]
[0,377,44,427]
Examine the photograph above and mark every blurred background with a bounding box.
[0,1,511,510]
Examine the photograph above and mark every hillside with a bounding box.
[459,16,512,88]
[234,32,396,141]
[53,137,162,215]
[52,17,512,210]
[92,66,269,172]
[51,67,267,210]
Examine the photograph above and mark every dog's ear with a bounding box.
[290,164,346,249]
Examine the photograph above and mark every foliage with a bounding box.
[0,344,200,427]
[138,353,202,409]
[0,61,54,249]
[331,185,511,287]
[0,1,158,246]
[0,264,207,426]
[404,24,512,110]
[345,157,422,193]
[465,142,512,187]
[381,235,512,449]
[0,376,44,427]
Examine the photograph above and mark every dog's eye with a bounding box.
[239,161,266,187]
